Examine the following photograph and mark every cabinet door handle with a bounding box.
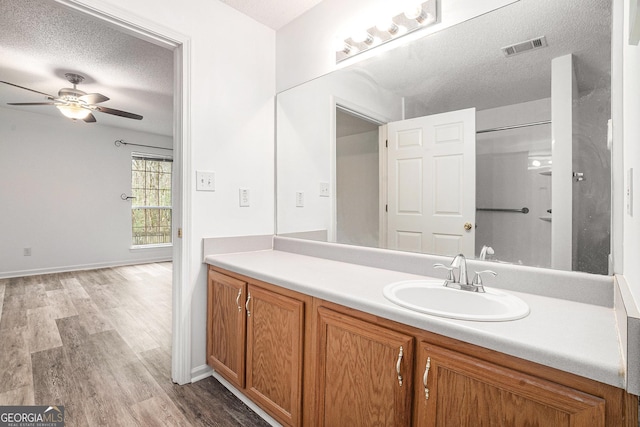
[396,346,404,387]
[235,289,242,311]
[423,356,431,400]
[245,292,251,317]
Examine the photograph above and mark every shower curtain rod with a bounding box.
[476,120,551,134]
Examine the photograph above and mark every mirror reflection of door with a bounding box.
[386,108,477,257]
[335,107,383,248]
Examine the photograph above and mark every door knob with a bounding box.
[464,222,473,231]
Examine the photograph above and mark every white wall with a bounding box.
[0,107,172,277]
[276,69,401,236]
[276,0,519,92]
[336,129,379,247]
[623,0,640,301]
[70,0,276,374]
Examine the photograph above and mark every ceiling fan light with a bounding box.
[57,104,91,120]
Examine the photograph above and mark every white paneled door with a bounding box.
[386,108,476,257]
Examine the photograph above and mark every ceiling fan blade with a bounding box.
[83,113,97,123]
[95,106,142,120]
[7,102,57,106]
[0,81,55,99]
[79,93,109,104]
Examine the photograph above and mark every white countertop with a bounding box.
[205,249,625,389]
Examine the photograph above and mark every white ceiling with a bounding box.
[218,0,323,30]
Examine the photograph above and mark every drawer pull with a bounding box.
[423,356,431,400]
[235,289,242,312]
[396,346,404,387]
[246,292,251,317]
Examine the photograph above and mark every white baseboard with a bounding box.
[191,366,282,427]
[190,364,213,383]
[0,256,172,279]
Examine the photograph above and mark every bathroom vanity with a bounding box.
[204,237,638,427]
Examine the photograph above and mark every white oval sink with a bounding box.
[383,279,530,321]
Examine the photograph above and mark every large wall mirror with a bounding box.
[276,0,612,275]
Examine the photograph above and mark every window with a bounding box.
[131,153,172,246]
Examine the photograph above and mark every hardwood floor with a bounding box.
[0,263,270,427]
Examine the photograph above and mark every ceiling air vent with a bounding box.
[502,36,548,57]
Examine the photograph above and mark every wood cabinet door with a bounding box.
[415,342,605,427]
[207,271,247,389]
[316,307,414,427]
[245,284,304,427]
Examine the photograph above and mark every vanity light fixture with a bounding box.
[334,39,355,55]
[335,0,437,63]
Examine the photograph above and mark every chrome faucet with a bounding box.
[434,253,496,293]
[450,254,468,286]
[479,245,494,260]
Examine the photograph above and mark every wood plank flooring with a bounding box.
[0,263,270,427]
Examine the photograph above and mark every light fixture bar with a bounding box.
[336,1,437,63]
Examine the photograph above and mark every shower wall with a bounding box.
[573,85,611,274]
[476,99,552,268]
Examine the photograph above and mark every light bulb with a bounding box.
[351,31,374,44]
[532,160,541,167]
[376,18,399,34]
[404,5,424,20]
[421,12,436,25]
[333,37,353,54]
[57,104,91,120]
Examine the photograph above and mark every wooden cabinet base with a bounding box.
[315,307,414,426]
[244,284,304,426]
[416,343,605,426]
[207,267,638,427]
[207,267,309,426]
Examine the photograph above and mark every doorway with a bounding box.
[335,107,383,248]
[53,0,190,384]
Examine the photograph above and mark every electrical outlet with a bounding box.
[296,191,304,207]
[23,248,31,256]
[239,188,250,207]
[319,182,330,197]
[196,171,215,191]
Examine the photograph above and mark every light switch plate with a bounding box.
[296,192,304,207]
[239,188,250,207]
[196,171,215,191]
[319,182,330,197]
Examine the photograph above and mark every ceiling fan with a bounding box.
[0,72,142,123]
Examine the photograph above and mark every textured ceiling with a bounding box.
[218,0,323,29]
[0,0,174,136]
[350,0,611,117]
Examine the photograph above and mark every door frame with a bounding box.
[330,96,390,244]
[56,0,192,384]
